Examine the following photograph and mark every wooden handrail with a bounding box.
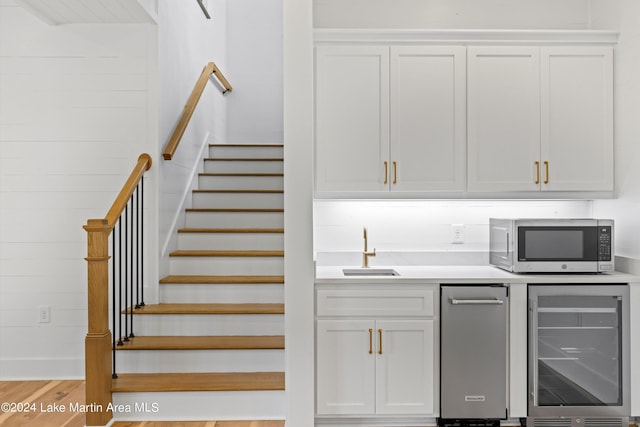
[163,61,232,161]
[105,153,152,227]
[83,152,152,426]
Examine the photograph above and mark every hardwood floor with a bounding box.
[0,381,284,427]
[0,380,85,427]
[113,422,284,427]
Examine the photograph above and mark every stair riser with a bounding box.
[178,233,284,250]
[193,192,283,209]
[131,314,284,336]
[204,160,283,174]
[170,256,283,275]
[112,391,285,421]
[185,211,284,228]
[198,175,283,190]
[116,349,284,373]
[160,283,284,304]
[209,145,283,159]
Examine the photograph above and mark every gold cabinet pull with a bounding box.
[368,328,373,354]
[383,161,388,184]
[535,161,540,184]
[544,161,549,184]
[378,328,383,355]
[392,161,397,184]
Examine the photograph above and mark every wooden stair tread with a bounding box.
[186,208,284,213]
[112,372,285,392]
[200,173,284,177]
[204,158,283,162]
[178,228,284,233]
[193,189,283,193]
[170,250,284,257]
[117,335,284,350]
[127,303,284,315]
[160,275,284,284]
[209,143,283,147]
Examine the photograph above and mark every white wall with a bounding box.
[314,0,614,30]
[283,0,315,425]
[156,0,227,272]
[0,1,158,378]
[593,0,640,262]
[226,0,283,144]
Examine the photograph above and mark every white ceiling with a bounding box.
[16,0,154,24]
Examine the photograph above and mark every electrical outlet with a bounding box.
[451,224,465,244]
[38,305,51,323]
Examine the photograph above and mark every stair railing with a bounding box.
[162,61,232,160]
[83,153,152,426]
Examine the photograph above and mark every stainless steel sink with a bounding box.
[342,268,399,277]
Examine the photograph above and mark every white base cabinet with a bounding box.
[315,287,438,418]
[316,319,434,415]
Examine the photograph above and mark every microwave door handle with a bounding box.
[506,232,509,257]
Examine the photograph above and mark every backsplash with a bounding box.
[314,199,593,257]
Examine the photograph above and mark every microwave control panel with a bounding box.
[598,226,612,261]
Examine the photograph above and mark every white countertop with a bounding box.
[315,264,640,285]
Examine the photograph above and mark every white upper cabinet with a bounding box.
[467,47,541,193]
[390,46,466,193]
[540,47,614,192]
[314,33,616,198]
[315,45,466,196]
[315,46,390,194]
[467,45,614,194]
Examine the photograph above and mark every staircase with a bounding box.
[111,144,285,421]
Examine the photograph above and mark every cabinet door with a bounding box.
[540,47,613,192]
[316,319,376,415]
[315,46,390,195]
[467,47,541,193]
[390,46,466,192]
[375,320,435,415]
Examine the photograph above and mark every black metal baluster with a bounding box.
[135,184,141,309]
[123,204,129,342]
[112,228,118,378]
[117,217,123,347]
[140,177,145,307]
[129,193,135,339]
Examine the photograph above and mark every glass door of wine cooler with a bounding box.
[528,284,630,418]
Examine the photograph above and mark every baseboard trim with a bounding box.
[0,357,84,380]
[161,131,211,258]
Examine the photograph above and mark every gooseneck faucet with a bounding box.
[362,227,376,268]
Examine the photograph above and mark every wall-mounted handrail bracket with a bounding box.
[196,0,211,19]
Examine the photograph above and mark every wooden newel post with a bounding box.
[84,219,113,426]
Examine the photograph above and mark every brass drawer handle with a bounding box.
[393,161,397,185]
[378,328,383,355]
[544,161,549,184]
[368,328,373,354]
[384,161,388,185]
[535,161,540,185]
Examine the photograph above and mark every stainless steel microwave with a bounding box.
[489,218,614,273]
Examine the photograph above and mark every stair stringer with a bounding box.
[158,133,212,282]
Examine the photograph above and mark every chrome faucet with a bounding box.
[362,227,376,268]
